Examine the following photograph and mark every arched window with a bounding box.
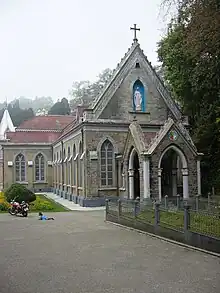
[101,140,114,186]
[132,80,145,112]
[72,144,76,186]
[35,153,45,181]
[15,153,26,182]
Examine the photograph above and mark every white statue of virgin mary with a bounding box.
[134,87,142,111]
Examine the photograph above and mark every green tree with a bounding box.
[158,0,220,193]
[48,97,70,115]
[69,68,113,110]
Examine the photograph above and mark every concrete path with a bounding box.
[0,211,219,293]
[38,192,105,211]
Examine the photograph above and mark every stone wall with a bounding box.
[84,127,128,198]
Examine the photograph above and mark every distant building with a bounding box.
[36,108,48,116]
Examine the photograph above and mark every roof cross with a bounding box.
[130,24,140,42]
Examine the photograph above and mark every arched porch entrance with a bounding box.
[158,145,189,200]
[128,148,140,199]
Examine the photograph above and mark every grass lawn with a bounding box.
[30,194,69,212]
[0,194,68,213]
[123,207,220,238]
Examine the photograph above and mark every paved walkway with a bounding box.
[0,211,219,293]
[38,192,105,211]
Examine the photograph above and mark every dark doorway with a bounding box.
[161,149,183,197]
[133,152,140,199]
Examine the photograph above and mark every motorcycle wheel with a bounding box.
[9,208,16,215]
[22,211,28,217]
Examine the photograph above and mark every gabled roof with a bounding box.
[87,41,182,120]
[122,121,157,160]
[123,118,197,158]
[145,118,197,155]
[0,109,15,140]
[17,115,74,131]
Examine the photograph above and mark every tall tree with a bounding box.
[158,0,220,192]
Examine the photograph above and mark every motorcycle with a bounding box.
[8,200,29,217]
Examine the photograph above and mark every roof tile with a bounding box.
[17,115,74,130]
[7,131,61,143]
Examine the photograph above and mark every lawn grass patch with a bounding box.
[125,208,220,238]
[29,194,69,212]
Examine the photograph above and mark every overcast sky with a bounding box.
[0,0,171,102]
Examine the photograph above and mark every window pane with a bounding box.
[101,178,106,185]
[108,178,113,185]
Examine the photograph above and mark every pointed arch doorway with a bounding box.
[128,148,140,199]
[158,145,189,200]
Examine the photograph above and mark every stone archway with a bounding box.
[128,148,140,199]
[158,145,188,200]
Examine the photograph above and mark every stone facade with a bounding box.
[1,39,202,206]
[3,145,53,191]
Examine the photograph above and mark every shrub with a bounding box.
[0,192,10,211]
[31,196,54,211]
[4,183,36,204]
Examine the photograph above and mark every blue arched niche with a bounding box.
[132,80,145,112]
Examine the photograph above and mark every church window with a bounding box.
[15,153,26,182]
[35,153,45,181]
[100,140,114,186]
[132,80,145,112]
[135,62,140,68]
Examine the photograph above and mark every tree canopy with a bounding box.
[69,68,113,109]
[48,97,71,115]
[158,0,220,192]
[0,100,35,127]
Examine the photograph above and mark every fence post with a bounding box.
[155,202,160,226]
[105,199,109,221]
[208,192,211,211]
[176,194,180,210]
[118,199,122,220]
[184,204,190,231]
[195,194,199,212]
[134,200,139,218]
[165,195,168,210]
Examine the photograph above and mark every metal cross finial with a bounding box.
[130,24,140,42]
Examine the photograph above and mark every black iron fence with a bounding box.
[105,199,220,254]
[160,194,220,213]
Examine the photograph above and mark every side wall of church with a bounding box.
[53,130,83,198]
[84,127,128,198]
[99,66,168,124]
[3,146,53,191]
[150,132,198,198]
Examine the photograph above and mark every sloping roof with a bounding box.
[6,131,60,143]
[0,109,15,140]
[146,118,197,155]
[17,115,74,131]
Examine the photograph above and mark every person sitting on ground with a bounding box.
[38,212,54,220]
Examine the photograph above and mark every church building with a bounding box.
[0,26,203,206]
